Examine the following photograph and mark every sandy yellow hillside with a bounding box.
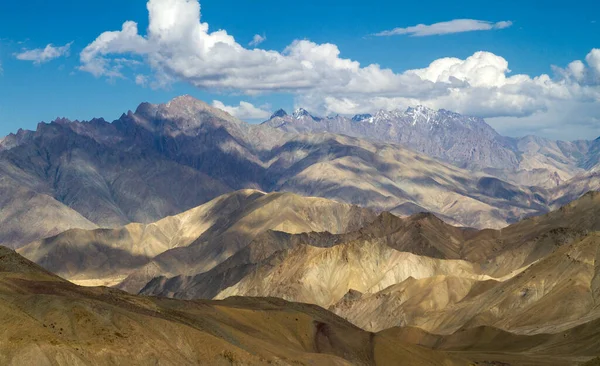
[19,189,376,291]
[141,192,600,345]
[0,245,469,366]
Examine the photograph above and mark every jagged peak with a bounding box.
[367,211,404,229]
[164,95,211,110]
[405,105,437,117]
[352,114,372,122]
[135,102,158,117]
[407,105,433,111]
[270,109,288,119]
[293,108,311,119]
[51,117,74,125]
[408,211,444,224]
[291,108,323,122]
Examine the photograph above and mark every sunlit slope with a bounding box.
[0,246,468,366]
[19,190,376,290]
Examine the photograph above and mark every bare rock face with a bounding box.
[139,192,600,344]
[263,105,519,169]
[262,105,593,187]
[0,171,97,249]
[1,95,599,251]
[18,189,377,291]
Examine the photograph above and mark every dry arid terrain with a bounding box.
[4,0,600,361]
[3,210,600,365]
[4,95,600,242]
[3,96,600,365]
[18,189,377,289]
[1,245,471,366]
[10,190,600,365]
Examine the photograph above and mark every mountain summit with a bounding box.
[1,94,598,249]
[263,105,519,170]
[352,114,372,122]
[270,109,288,119]
[292,108,311,119]
[261,105,594,187]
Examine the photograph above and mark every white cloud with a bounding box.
[487,100,600,140]
[212,100,271,120]
[15,42,73,64]
[554,48,600,86]
[135,74,148,86]
[586,49,600,79]
[78,0,600,138]
[249,34,266,47]
[79,0,389,93]
[375,19,513,37]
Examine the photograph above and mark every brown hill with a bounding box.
[383,317,600,366]
[140,212,492,304]
[19,190,376,290]
[0,245,469,366]
[141,192,600,341]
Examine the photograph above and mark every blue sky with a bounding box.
[0,0,599,139]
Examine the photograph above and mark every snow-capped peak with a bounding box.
[293,108,312,119]
[405,105,438,126]
[352,114,372,122]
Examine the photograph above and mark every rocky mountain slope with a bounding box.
[0,245,471,366]
[386,320,600,366]
[0,164,97,249]
[334,231,600,335]
[19,190,376,290]
[3,243,600,365]
[263,106,521,170]
[140,192,600,343]
[0,95,570,238]
[262,106,593,188]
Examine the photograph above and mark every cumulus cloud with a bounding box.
[554,49,600,86]
[375,19,513,37]
[15,42,73,64]
[586,49,600,80]
[313,50,600,118]
[78,0,600,138]
[249,34,266,47]
[212,100,271,119]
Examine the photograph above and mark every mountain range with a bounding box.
[5,189,600,365]
[262,105,597,188]
[138,191,600,337]
[19,189,376,290]
[0,244,471,365]
[3,95,600,364]
[2,95,600,252]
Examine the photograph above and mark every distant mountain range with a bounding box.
[262,105,598,188]
[2,95,600,251]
